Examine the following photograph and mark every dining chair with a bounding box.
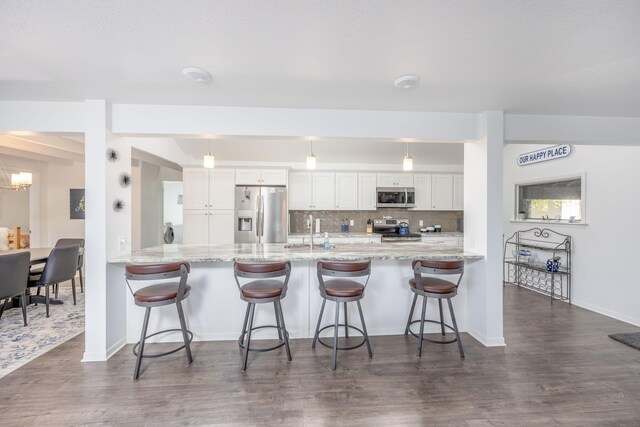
[27,245,80,317]
[30,238,85,296]
[0,251,31,326]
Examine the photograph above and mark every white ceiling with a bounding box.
[1,0,640,116]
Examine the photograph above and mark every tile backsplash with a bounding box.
[289,210,463,234]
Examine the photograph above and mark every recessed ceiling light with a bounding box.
[182,67,212,84]
[393,74,420,89]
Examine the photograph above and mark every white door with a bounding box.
[183,168,210,210]
[396,174,414,187]
[453,174,464,210]
[414,174,432,211]
[431,174,453,210]
[312,173,336,210]
[376,173,396,187]
[235,169,261,185]
[210,209,234,244]
[210,169,235,210]
[288,172,313,210]
[335,173,358,210]
[260,169,287,186]
[358,173,377,210]
[183,210,209,244]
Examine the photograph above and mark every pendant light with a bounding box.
[403,142,413,171]
[306,140,316,169]
[203,139,215,168]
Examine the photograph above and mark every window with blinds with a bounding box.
[517,177,583,221]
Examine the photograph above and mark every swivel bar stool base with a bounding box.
[126,262,194,379]
[234,261,292,372]
[405,259,465,359]
[312,260,373,370]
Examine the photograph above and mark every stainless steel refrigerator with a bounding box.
[235,186,287,244]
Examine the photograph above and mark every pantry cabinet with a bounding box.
[183,168,235,244]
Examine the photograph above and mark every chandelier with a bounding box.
[0,160,32,190]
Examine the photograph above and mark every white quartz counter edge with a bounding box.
[108,242,483,263]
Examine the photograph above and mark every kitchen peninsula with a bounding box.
[109,241,482,345]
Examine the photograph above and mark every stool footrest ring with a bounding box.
[407,319,458,344]
[316,324,366,351]
[238,324,289,353]
[132,329,194,358]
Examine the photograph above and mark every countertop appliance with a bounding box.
[235,186,287,244]
[373,218,421,242]
[376,187,415,208]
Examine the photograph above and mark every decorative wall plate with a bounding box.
[113,199,125,212]
[107,148,119,162]
[119,172,131,188]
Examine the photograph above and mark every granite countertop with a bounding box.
[108,242,483,264]
[288,232,378,238]
[420,232,463,237]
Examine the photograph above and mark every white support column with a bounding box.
[83,100,130,361]
[464,111,505,346]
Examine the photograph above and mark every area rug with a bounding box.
[608,332,640,350]
[0,284,84,378]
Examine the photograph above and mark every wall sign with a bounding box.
[70,189,85,219]
[517,144,571,166]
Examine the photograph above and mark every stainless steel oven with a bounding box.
[376,187,415,208]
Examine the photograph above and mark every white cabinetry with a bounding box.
[377,173,414,187]
[236,169,287,186]
[358,173,377,210]
[421,235,462,247]
[413,174,432,211]
[335,173,358,210]
[183,168,235,244]
[453,174,464,210]
[288,172,335,210]
[431,174,454,210]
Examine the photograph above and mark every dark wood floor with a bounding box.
[1,285,639,426]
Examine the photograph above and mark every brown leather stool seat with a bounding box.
[234,261,292,372]
[312,260,373,370]
[125,262,193,379]
[405,259,465,359]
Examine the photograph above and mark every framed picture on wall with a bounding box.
[70,189,85,220]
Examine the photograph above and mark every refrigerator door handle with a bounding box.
[255,192,261,238]
[260,195,265,238]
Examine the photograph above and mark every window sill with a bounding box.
[510,220,588,226]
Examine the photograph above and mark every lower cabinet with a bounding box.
[183,209,234,245]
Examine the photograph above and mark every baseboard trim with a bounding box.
[81,337,127,362]
[571,299,640,328]
[467,327,506,347]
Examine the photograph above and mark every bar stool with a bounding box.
[405,259,465,359]
[312,260,373,370]
[234,261,292,372]
[125,262,193,379]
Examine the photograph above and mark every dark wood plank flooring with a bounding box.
[1,285,639,426]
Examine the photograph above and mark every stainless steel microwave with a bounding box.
[376,187,415,208]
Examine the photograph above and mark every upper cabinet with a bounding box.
[431,174,454,210]
[453,174,464,210]
[235,169,287,186]
[183,168,235,210]
[413,174,432,211]
[358,173,377,210]
[377,173,414,187]
[335,173,358,210]
[288,172,335,210]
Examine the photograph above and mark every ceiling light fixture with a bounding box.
[182,67,213,84]
[393,74,420,89]
[403,142,413,171]
[0,161,32,191]
[306,140,316,169]
[203,140,215,168]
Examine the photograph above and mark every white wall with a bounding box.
[45,162,85,244]
[503,143,640,327]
